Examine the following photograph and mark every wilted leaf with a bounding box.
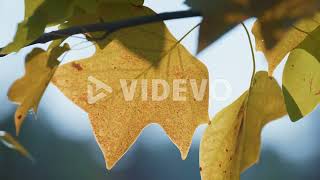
[8,44,70,134]
[0,131,32,160]
[252,13,320,75]
[185,0,320,52]
[200,71,286,180]
[52,6,209,169]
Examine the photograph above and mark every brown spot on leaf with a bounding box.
[71,62,83,71]
[199,167,202,171]
[17,115,22,120]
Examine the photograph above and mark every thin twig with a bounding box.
[0,10,201,57]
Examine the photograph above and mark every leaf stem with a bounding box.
[241,22,256,125]
[169,22,201,51]
[177,23,201,44]
[241,22,256,90]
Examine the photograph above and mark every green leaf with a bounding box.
[200,71,286,180]
[1,0,74,54]
[283,26,320,121]
[252,13,320,75]
[1,0,144,54]
[282,86,304,121]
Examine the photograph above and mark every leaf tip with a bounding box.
[105,161,116,171]
[14,112,24,136]
[180,149,189,160]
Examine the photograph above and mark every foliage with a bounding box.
[0,0,319,179]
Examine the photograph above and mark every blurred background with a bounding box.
[0,0,319,179]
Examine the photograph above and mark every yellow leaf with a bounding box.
[200,71,286,180]
[51,5,209,169]
[252,13,320,75]
[7,44,70,135]
[52,5,209,170]
[0,131,33,160]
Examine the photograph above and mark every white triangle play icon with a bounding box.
[87,76,113,104]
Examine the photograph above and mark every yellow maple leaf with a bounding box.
[52,6,209,169]
[200,71,286,180]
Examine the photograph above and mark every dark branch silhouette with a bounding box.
[0,10,201,57]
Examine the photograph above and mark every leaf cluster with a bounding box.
[0,0,319,179]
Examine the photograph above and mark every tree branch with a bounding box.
[0,10,201,57]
